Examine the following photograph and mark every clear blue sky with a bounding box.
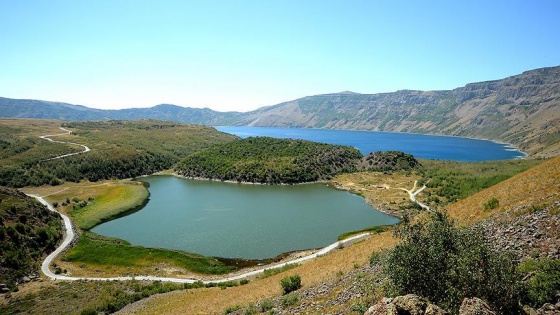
[1,0,559,112]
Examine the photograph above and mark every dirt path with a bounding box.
[397,180,432,211]
[39,127,90,160]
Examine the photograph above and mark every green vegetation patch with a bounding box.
[176,137,362,184]
[359,151,421,172]
[260,263,300,279]
[67,182,149,230]
[382,211,522,314]
[63,232,236,275]
[0,187,63,290]
[338,225,391,241]
[418,159,542,204]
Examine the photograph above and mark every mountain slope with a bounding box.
[238,66,560,157]
[1,66,559,157]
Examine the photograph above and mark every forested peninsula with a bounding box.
[175,137,363,184]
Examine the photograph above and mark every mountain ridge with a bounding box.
[1,65,559,157]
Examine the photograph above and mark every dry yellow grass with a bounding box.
[446,157,560,225]
[119,232,397,315]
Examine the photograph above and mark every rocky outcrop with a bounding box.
[526,300,560,315]
[458,297,496,315]
[364,294,448,315]
[363,295,506,315]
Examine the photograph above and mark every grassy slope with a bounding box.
[121,157,560,314]
[446,156,560,225]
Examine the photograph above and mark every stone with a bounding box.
[458,297,496,315]
[425,303,449,315]
[392,294,428,315]
[364,295,448,315]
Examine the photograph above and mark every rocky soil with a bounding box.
[479,201,560,261]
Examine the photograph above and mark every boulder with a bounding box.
[458,297,496,315]
[364,294,448,315]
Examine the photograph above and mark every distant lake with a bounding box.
[92,176,398,259]
[215,126,525,161]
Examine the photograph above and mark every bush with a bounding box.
[259,299,274,312]
[383,210,521,314]
[520,258,560,308]
[80,308,98,315]
[483,197,500,211]
[281,293,300,306]
[223,304,241,314]
[280,275,302,294]
[240,279,249,285]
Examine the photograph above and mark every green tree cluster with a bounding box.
[382,211,521,314]
[176,137,362,184]
[0,187,63,290]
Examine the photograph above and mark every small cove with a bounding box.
[91,176,399,259]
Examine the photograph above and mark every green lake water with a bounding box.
[91,175,399,259]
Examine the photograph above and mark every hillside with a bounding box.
[1,66,559,157]
[0,187,63,290]
[0,119,237,187]
[237,66,560,157]
[175,137,362,184]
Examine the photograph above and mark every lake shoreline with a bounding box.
[216,126,529,160]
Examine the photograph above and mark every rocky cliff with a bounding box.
[237,67,560,157]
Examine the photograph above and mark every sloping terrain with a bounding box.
[1,66,559,157]
[0,187,63,290]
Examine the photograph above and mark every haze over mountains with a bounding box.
[1,66,559,157]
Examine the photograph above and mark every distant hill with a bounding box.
[1,66,559,157]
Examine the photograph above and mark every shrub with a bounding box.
[223,304,241,314]
[520,258,560,308]
[80,307,97,315]
[383,210,521,314]
[281,293,300,306]
[483,197,500,211]
[259,299,274,312]
[280,275,302,294]
[242,305,257,315]
[240,279,249,285]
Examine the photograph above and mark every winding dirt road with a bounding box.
[39,127,90,160]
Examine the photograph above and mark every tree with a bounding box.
[383,210,521,314]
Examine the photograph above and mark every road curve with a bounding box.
[39,127,90,160]
[399,180,432,212]
[29,194,372,284]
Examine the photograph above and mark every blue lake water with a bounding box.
[215,126,525,161]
